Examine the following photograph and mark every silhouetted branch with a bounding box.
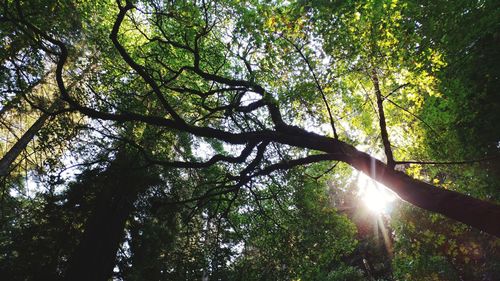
[396,156,500,165]
[370,68,395,169]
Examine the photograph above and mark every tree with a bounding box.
[1,0,499,280]
[63,150,161,281]
[0,0,89,183]
[44,0,499,234]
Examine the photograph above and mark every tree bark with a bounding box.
[63,155,152,281]
[371,68,395,169]
[0,102,57,176]
[63,186,138,281]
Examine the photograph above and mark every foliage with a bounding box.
[0,0,499,280]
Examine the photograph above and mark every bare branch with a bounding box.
[110,3,183,122]
[396,156,500,166]
[286,38,338,139]
[383,83,410,100]
[386,98,438,135]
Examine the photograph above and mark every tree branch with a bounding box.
[286,38,338,139]
[370,68,395,169]
[396,156,500,165]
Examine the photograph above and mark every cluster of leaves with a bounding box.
[388,1,500,280]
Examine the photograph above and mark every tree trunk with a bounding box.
[63,184,138,281]
[0,102,57,176]
[63,154,156,281]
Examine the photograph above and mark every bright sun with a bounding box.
[357,172,398,213]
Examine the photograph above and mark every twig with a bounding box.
[396,156,499,165]
[285,37,338,139]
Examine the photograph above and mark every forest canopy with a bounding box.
[1,0,499,280]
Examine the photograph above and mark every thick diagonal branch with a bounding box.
[110,2,183,123]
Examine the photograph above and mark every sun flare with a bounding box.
[357,172,398,213]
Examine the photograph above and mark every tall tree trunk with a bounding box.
[0,101,58,176]
[0,63,92,177]
[63,154,156,281]
[63,185,138,281]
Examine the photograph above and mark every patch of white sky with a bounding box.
[128,1,154,35]
[192,137,216,161]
